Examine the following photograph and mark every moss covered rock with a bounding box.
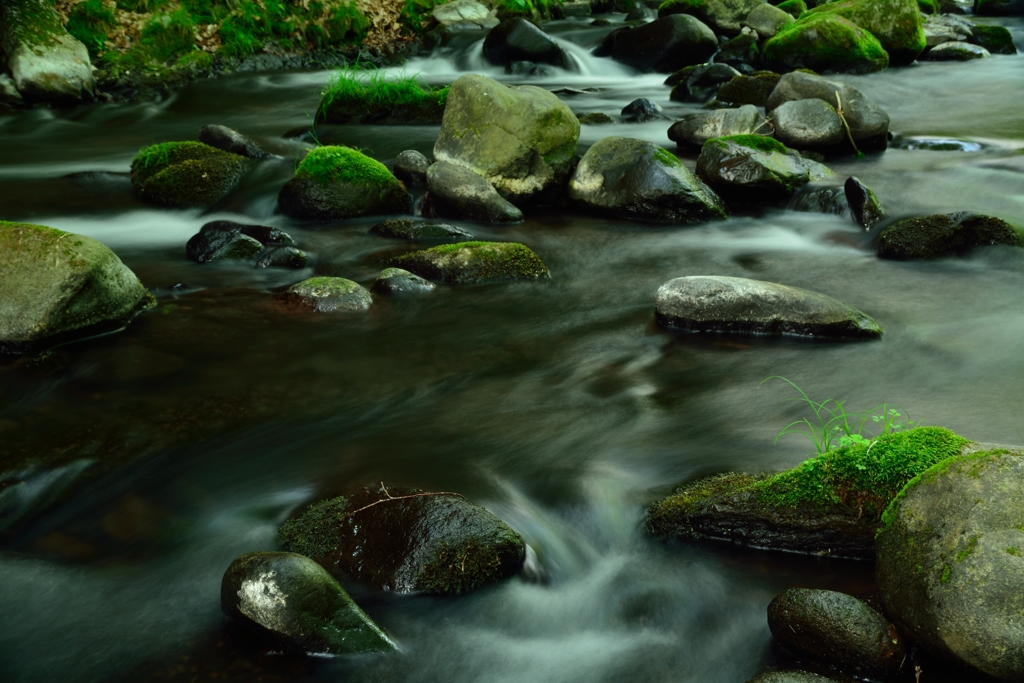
[715,72,782,106]
[776,0,809,17]
[130,141,249,209]
[970,24,1017,54]
[696,134,835,201]
[369,219,475,242]
[0,221,154,354]
[745,674,839,683]
[658,0,763,35]
[278,484,526,594]
[433,74,579,206]
[805,0,926,65]
[281,277,372,312]
[371,268,437,295]
[278,146,412,221]
[221,551,396,655]
[647,427,970,558]
[762,14,890,74]
[603,15,719,73]
[388,241,548,285]
[569,137,728,223]
[876,448,1024,681]
[877,212,1023,260]
[669,106,768,150]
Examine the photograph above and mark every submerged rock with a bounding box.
[424,161,524,224]
[668,106,767,150]
[186,221,297,264]
[483,19,572,70]
[278,146,412,221]
[221,551,396,655]
[603,15,718,72]
[766,72,890,147]
[655,275,881,339]
[621,98,664,122]
[923,41,991,60]
[803,0,926,65]
[658,0,762,36]
[281,277,372,312]
[844,176,885,229]
[695,135,834,202]
[767,588,907,680]
[0,222,155,354]
[371,268,437,295]
[762,14,890,74]
[569,137,727,223]
[198,124,268,159]
[393,150,431,189]
[877,212,1023,260]
[647,427,969,558]
[388,241,548,285]
[278,484,526,594]
[877,447,1024,681]
[743,3,795,40]
[433,74,579,206]
[130,141,249,209]
[370,218,475,242]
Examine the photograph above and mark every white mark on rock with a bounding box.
[238,571,291,633]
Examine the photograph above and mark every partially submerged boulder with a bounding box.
[222,551,396,655]
[388,241,548,285]
[433,74,579,205]
[715,72,782,107]
[482,19,572,70]
[877,212,1023,260]
[278,484,526,594]
[970,24,1017,54]
[278,146,412,221]
[0,222,155,354]
[393,150,431,188]
[766,72,890,148]
[877,447,1024,681]
[771,99,846,149]
[281,277,372,312]
[370,218,475,242]
[743,3,795,40]
[602,15,718,72]
[568,137,727,223]
[844,176,885,229]
[695,135,835,202]
[655,275,881,339]
[647,427,969,558]
[621,98,665,123]
[130,141,249,209]
[198,124,268,159]
[762,14,890,74]
[424,161,524,224]
[186,221,299,264]
[923,41,991,60]
[668,106,767,150]
[658,0,762,36]
[371,268,437,295]
[767,588,907,680]
[804,0,926,65]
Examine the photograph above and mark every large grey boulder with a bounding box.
[603,15,718,73]
[696,136,834,202]
[659,0,762,36]
[424,161,524,224]
[483,19,572,70]
[742,3,795,39]
[877,448,1024,682]
[221,551,396,655]
[877,212,1022,260]
[388,241,548,285]
[767,588,907,680]
[568,137,727,224]
[0,0,95,104]
[655,276,882,338]
[766,72,889,147]
[771,99,845,149]
[668,106,767,150]
[278,484,526,593]
[0,222,154,354]
[433,74,579,206]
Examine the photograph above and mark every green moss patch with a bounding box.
[804,0,925,65]
[317,67,449,124]
[278,496,349,558]
[709,134,789,154]
[763,13,890,74]
[389,241,550,285]
[130,140,248,208]
[294,146,397,187]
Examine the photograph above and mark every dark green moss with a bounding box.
[389,241,550,284]
[971,25,1017,55]
[278,496,349,558]
[141,8,196,62]
[878,212,1024,260]
[654,146,683,167]
[419,535,521,594]
[658,0,709,16]
[804,0,925,65]
[917,0,938,12]
[67,0,117,56]
[2,0,66,49]
[130,141,248,208]
[710,134,789,154]
[763,13,890,74]
[647,472,761,531]
[776,0,807,16]
[294,146,398,187]
[1007,547,1022,557]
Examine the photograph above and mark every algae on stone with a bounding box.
[388,241,549,284]
[762,13,890,74]
[805,0,926,65]
[130,141,249,208]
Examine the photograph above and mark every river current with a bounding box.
[0,15,1023,683]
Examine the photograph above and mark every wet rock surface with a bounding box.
[771,99,845,149]
[744,672,840,683]
[877,212,1022,259]
[483,19,572,70]
[370,218,475,242]
[602,15,718,72]
[198,124,268,159]
[388,241,548,285]
[393,150,431,188]
[668,106,766,150]
[424,161,524,224]
[130,141,250,209]
[186,221,297,264]
[696,136,834,202]
[281,277,372,312]
[924,41,991,60]
[844,176,886,229]
[371,268,437,295]
[766,72,890,148]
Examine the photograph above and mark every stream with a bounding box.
[1,14,1023,683]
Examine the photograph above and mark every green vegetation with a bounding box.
[419,537,520,594]
[130,140,249,208]
[1007,547,1022,557]
[763,13,890,74]
[709,134,789,154]
[389,242,550,284]
[804,0,925,65]
[294,146,398,187]
[917,0,938,12]
[654,146,683,168]
[776,0,807,16]
[317,65,449,124]
[278,496,348,559]
[67,0,117,56]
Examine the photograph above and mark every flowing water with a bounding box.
[1,14,1023,683]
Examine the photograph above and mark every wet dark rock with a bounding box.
[393,150,431,189]
[221,551,396,655]
[371,268,437,295]
[766,72,889,148]
[569,136,727,224]
[715,72,782,107]
[655,275,882,339]
[743,3,795,39]
[370,218,475,242]
[716,30,761,70]
[877,447,1024,682]
[280,277,372,312]
[668,106,767,150]
[970,24,1017,54]
[923,40,991,60]
[658,0,762,35]
[844,176,885,229]
[505,60,557,77]
[387,241,548,285]
[923,16,968,47]
[771,99,845,149]
[604,15,718,72]
[744,672,840,683]
[278,484,526,594]
[198,124,268,159]
[877,212,1023,260]
[554,0,592,18]
[777,0,808,17]
[255,246,307,269]
[975,0,1024,15]
[424,162,524,224]
[621,98,664,122]
[130,141,250,209]
[187,221,295,263]
[0,74,24,107]
[483,19,572,70]
[0,221,155,354]
[767,588,907,680]
[801,0,926,66]
[695,135,835,202]
[577,112,615,125]
[788,184,849,215]
[670,63,741,102]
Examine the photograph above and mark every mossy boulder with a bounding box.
[281,277,372,312]
[647,427,970,558]
[776,0,809,17]
[433,74,579,206]
[767,588,907,680]
[805,0,926,65]
[745,674,839,683]
[568,137,728,223]
[130,141,250,209]
[715,72,782,106]
[974,0,1024,15]
[655,275,882,339]
[387,241,549,285]
[221,551,396,655]
[877,212,1023,260]
[278,146,412,221]
[970,25,1017,54]
[762,14,890,74]
[369,219,475,242]
[371,268,437,295]
[876,448,1024,681]
[695,135,835,202]
[0,221,154,354]
[278,484,526,594]
[658,0,763,36]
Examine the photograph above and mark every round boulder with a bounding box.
[569,136,728,223]
[281,277,372,312]
[606,15,718,73]
[659,0,762,36]
[130,141,249,209]
[482,19,572,70]
[877,212,1023,260]
[372,268,437,295]
[221,551,396,655]
[877,449,1024,681]
[278,484,526,594]
[393,150,431,188]
[621,98,664,123]
[767,588,906,679]
[198,124,268,159]
[695,135,835,202]
[802,0,925,65]
[716,72,783,107]
[655,275,883,338]
[766,71,889,147]
[424,161,524,224]
[388,241,548,285]
[743,3,795,39]
[0,221,155,354]
[762,14,890,75]
[771,99,845,149]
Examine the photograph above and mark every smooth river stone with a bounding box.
[654,276,882,339]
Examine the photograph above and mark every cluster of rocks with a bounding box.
[223,483,527,654]
[921,12,1017,61]
[186,220,307,269]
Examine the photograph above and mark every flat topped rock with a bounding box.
[370,219,474,241]
[655,276,882,339]
[388,241,548,285]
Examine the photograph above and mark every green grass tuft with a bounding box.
[294,145,397,187]
[318,65,449,120]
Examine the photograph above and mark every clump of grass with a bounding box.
[294,145,397,187]
[318,65,449,119]
[67,0,117,57]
